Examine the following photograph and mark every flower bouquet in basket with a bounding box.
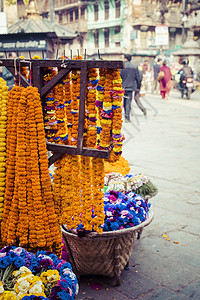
[0,246,79,300]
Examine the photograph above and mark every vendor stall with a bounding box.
[0,56,157,298]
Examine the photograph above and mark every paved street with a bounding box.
[77,89,200,300]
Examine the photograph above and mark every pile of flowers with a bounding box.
[74,190,150,235]
[104,172,158,199]
[103,191,150,231]
[0,246,78,300]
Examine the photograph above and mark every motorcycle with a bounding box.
[179,76,195,100]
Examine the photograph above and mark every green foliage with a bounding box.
[6,0,29,5]
[6,0,17,5]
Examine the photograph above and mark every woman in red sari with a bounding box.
[159,60,172,100]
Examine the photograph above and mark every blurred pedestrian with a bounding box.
[159,59,172,100]
[120,54,145,122]
[152,58,162,94]
[2,52,15,90]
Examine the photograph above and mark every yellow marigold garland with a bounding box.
[0,78,8,221]
[44,68,58,142]
[63,72,72,144]
[110,69,124,160]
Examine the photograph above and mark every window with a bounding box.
[94,29,99,48]
[115,0,120,18]
[75,8,79,20]
[115,26,121,47]
[105,28,109,48]
[59,14,62,23]
[81,7,85,18]
[94,4,98,21]
[70,10,73,22]
[105,0,109,20]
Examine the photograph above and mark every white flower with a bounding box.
[13,266,32,278]
[29,281,43,294]
[17,279,30,293]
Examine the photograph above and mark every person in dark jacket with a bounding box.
[120,54,146,122]
[152,58,162,93]
[2,53,15,90]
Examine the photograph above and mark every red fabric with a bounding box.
[159,65,172,98]
[160,65,172,89]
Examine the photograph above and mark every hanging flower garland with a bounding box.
[63,71,72,145]
[96,68,106,144]
[71,56,82,145]
[53,82,68,144]
[85,68,98,148]
[0,78,9,238]
[2,86,61,255]
[80,156,92,231]
[110,68,125,160]
[91,157,105,233]
[98,69,113,150]
[1,86,24,244]
[43,68,58,143]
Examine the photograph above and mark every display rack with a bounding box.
[0,58,124,165]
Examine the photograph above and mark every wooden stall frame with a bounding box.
[0,58,124,165]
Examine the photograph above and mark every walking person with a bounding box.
[120,54,145,122]
[159,59,172,100]
[152,58,162,94]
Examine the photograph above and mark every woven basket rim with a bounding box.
[62,209,154,240]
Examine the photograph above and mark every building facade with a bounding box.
[3,0,200,61]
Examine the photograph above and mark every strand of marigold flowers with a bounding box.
[32,87,61,254]
[71,56,82,145]
[0,78,8,224]
[0,78,9,247]
[85,68,98,148]
[63,72,72,145]
[110,69,125,161]
[27,86,61,254]
[15,87,29,246]
[70,155,82,228]
[43,68,58,143]
[59,154,74,227]
[80,156,92,231]
[91,157,105,234]
[1,86,24,244]
[98,69,113,151]
[96,68,106,144]
[53,159,62,226]
[54,81,68,144]
[25,109,37,249]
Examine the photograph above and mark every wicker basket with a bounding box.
[62,210,153,285]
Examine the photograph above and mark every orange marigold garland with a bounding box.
[1,86,24,244]
[91,157,105,233]
[71,56,82,145]
[85,68,98,148]
[2,86,61,255]
[80,156,92,231]
[63,72,72,145]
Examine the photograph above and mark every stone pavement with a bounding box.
[77,90,200,300]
